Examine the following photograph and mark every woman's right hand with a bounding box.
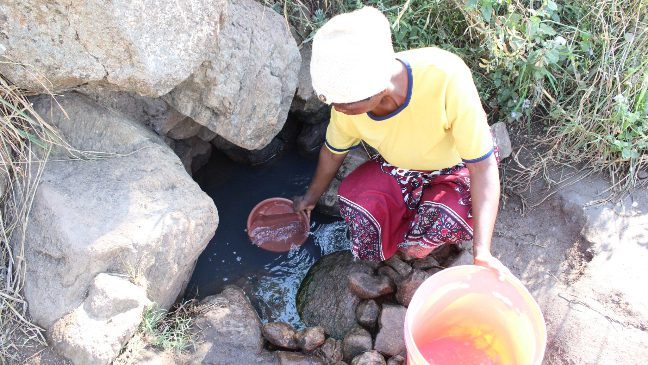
[292,195,316,219]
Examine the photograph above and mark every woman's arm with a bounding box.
[293,145,347,217]
[465,152,509,277]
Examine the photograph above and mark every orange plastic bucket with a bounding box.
[404,265,546,365]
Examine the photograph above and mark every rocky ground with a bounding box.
[111,172,646,365]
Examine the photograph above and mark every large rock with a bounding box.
[164,0,301,150]
[0,0,226,96]
[188,286,278,364]
[18,93,218,329]
[297,251,374,339]
[50,274,150,365]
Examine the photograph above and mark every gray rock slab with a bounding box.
[49,274,150,365]
[164,0,301,150]
[0,0,226,96]
[18,93,218,329]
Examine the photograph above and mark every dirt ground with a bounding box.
[492,170,648,364]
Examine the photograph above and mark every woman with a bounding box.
[293,7,507,275]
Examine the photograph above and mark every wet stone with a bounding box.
[262,322,299,350]
[351,351,386,365]
[395,270,429,307]
[374,305,406,357]
[297,326,326,352]
[385,256,412,278]
[411,256,440,271]
[314,338,344,365]
[355,300,380,330]
[386,354,406,365]
[342,326,373,363]
[277,351,326,365]
[348,272,395,299]
[376,266,401,283]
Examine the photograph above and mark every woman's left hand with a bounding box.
[474,252,511,281]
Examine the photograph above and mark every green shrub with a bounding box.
[266,0,647,188]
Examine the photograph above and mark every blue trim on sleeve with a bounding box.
[325,140,360,153]
[462,148,494,163]
[367,58,413,121]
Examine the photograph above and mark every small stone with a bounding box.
[315,338,343,364]
[297,326,326,352]
[376,266,401,283]
[342,326,373,363]
[348,272,395,299]
[355,300,380,329]
[490,122,512,159]
[638,169,648,180]
[351,351,386,365]
[386,354,406,365]
[395,270,429,307]
[277,351,326,365]
[374,305,406,357]
[412,255,441,270]
[262,322,299,350]
[385,256,412,278]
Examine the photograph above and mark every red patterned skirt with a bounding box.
[338,156,474,261]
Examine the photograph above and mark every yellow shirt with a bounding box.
[324,47,494,171]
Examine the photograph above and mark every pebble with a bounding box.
[351,350,386,365]
[296,326,326,352]
[262,322,298,350]
[395,270,429,307]
[374,305,406,357]
[355,300,380,330]
[376,266,401,283]
[385,256,412,278]
[386,354,406,365]
[342,326,373,363]
[348,272,395,299]
[276,351,326,365]
[315,338,344,364]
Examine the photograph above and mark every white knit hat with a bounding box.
[310,7,395,104]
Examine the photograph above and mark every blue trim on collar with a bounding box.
[367,58,413,121]
[462,148,494,163]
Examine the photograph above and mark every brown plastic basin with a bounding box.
[247,197,310,252]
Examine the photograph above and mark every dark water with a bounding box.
[186,148,349,327]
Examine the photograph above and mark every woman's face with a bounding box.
[332,92,384,115]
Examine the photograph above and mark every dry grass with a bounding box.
[0,68,72,363]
